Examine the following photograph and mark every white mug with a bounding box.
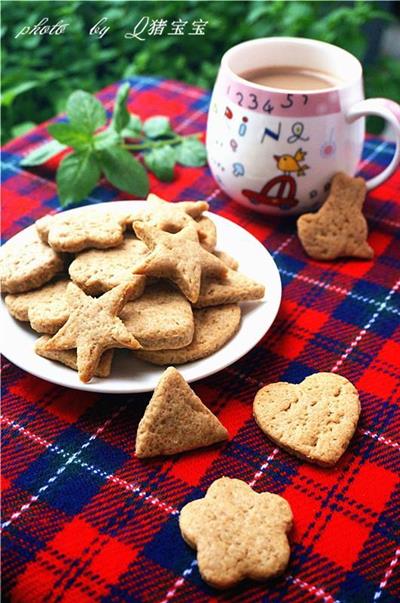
[206,37,400,215]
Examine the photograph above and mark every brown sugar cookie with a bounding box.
[297,172,373,260]
[213,250,239,271]
[253,372,361,466]
[35,336,113,378]
[120,282,194,350]
[135,367,228,457]
[4,277,69,334]
[134,194,209,235]
[68,237,147,297]
[36,208,131,253]
[132,222,227,303]
[42,282,141,382]
[194,268,265,308]
[0,229,64,294]
[136,304,241,365]
[179,477,293,589]
[195,216,217,251]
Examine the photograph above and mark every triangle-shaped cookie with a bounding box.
[136,367,228,457]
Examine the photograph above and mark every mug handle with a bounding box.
[346,98,400,191]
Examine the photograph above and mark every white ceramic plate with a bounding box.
[1,201,281,393]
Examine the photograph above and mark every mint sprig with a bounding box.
[20,83,207,207]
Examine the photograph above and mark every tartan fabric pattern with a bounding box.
[1,76,399,603]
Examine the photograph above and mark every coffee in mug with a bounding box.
[239,66,343,91]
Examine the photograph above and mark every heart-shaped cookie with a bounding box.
[253,372,360,466]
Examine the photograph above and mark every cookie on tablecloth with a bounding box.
[297,172,373,260]
[253,372,361,466]
[179,477,293,589]
[135,366,228,457]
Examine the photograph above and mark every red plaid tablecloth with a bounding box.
[1,77,400,603]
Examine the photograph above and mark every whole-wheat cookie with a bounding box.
[136,304,241,365]
[4,277,69,334]
[0,229,64,294]
[179,477,293,589]
[120,282,194,350]
[135,367,228,457]
[35,336,113,377]
[134,194,209,236]
[253,372,361,466]
[297,172,373,260]
[132,222,227,303]
[194,268,265,308]
[36,209,131,253]
[42,282,141,382]
[195,216,217,251]
[69,236,147,297]
[213,250,239,271]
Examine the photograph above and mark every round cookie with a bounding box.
[120,282,194,350]
[253,372,361,466]
[0,230,64,294]
[4,277,69,334]
[69,236,147,297]
[135,304,241,365]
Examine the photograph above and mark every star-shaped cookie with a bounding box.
[135,194,209,236]
[179,477,293,589]
[132,222,227,303]
[42,282,141,382]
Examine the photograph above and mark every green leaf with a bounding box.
[121,114,142,138]
[144,145,176,182]
[111,82,130,133]
[11,121,36,138]
[99,146,149,197]
[143,116,171,139]
[1,81,41,107]
[175,138,207,167]
[66,90,106,135]
[20,139,67,166]
[56,151,100,206]
[93,128,121,150]
[48,122,93,150]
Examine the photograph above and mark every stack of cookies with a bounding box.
[1,195,265,383]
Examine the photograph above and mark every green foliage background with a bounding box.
[2,0,399,143]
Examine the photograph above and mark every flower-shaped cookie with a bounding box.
[179,477,293,589]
